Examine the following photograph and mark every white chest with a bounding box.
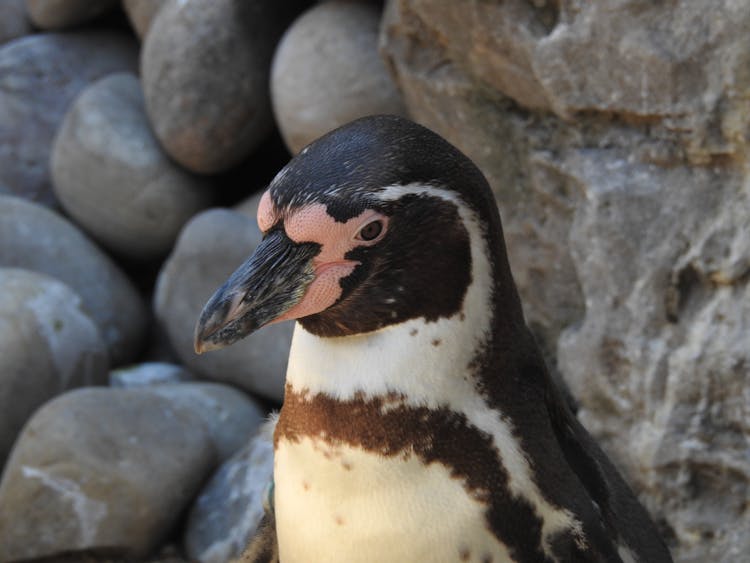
[274,436,511,563]
[278,320,585,562]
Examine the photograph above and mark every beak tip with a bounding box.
[193,320,225,354]
[193,318,210,355]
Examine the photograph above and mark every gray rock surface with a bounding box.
[0,387,216,561]
[0,0,32,44]
[271,1,406,154]
[0,31,138,207]
[155,208,292,402]
[0,268,109,466]
[0,196,149,366]
[185,420,274,563]
[232,189,264,219]
[142,383,265,462]
[555,154,750,563]
[141,0,303,173]
[109,362,194,388]
[25,0,117,29]
[52,73,212,260]
[123,0,166,39]
[382,1,750,560]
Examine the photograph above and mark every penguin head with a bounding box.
[195,115,518,352]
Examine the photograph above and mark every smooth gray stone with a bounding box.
[52,72,212,260]
[142,382,265,462]
[25,0,118,29]
[155,208,292,402]
[142,0,304,173]
[271,1,406,154]
[0,0,32,44]
[0,387,217,561]
[0,31,138,206]
[109,362,194,388]
[123,0,167,39]
[0,196,149,366]
[185,421,275,563]
[0,268,109,467]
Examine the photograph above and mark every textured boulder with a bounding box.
[271,1,406,154]
[185,421,274,563]
[25,0,117,29]
[0,388,216,561]
[555,156,750,562]
[52,73,212,260]
[141,383,265,462]
[0,32,138,206]
[0,268,108,466]
[0,0,32,44]
[382,1,750,560]
[0,196,149,365]
[123,0,166,39]
[384,0,750,158]
[141,0,305,173]
[155,208,292,402]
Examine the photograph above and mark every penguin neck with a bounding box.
[285,314,486,408]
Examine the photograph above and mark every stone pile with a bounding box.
[0,0,403,561]
[0,0,746,562]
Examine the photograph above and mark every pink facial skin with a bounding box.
[257,190,276,232]
[256,190,388,323]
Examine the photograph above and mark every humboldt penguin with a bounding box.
[194,115,673,563]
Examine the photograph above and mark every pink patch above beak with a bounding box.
[261,200,388,323]
[257,190,276,232]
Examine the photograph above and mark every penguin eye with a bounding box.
[357,220,384,242]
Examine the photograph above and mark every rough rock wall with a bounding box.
[381,2,750,561]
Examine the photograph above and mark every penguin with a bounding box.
[194,115,673,563]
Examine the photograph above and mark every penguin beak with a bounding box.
[194,228,321,354]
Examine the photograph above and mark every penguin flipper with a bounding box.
[545,377,674,563]
[233,418,279,563]
[234,510,279,563]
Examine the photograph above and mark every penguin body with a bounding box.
[195,116,673,563]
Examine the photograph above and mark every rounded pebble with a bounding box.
[185,421,275,563]
[109,362,194,388]
[155,208,293,402]
[52,72,212,260]
[0,31,138,206]
[0,387,217,561]
[0,0,32,44]
[142,0,303,173]
[25,0,117,29]
[0,268,109,466]
[271,1,406,154]
[142,382,265,462]
[123,0,166,39]
[0,196,149,366]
